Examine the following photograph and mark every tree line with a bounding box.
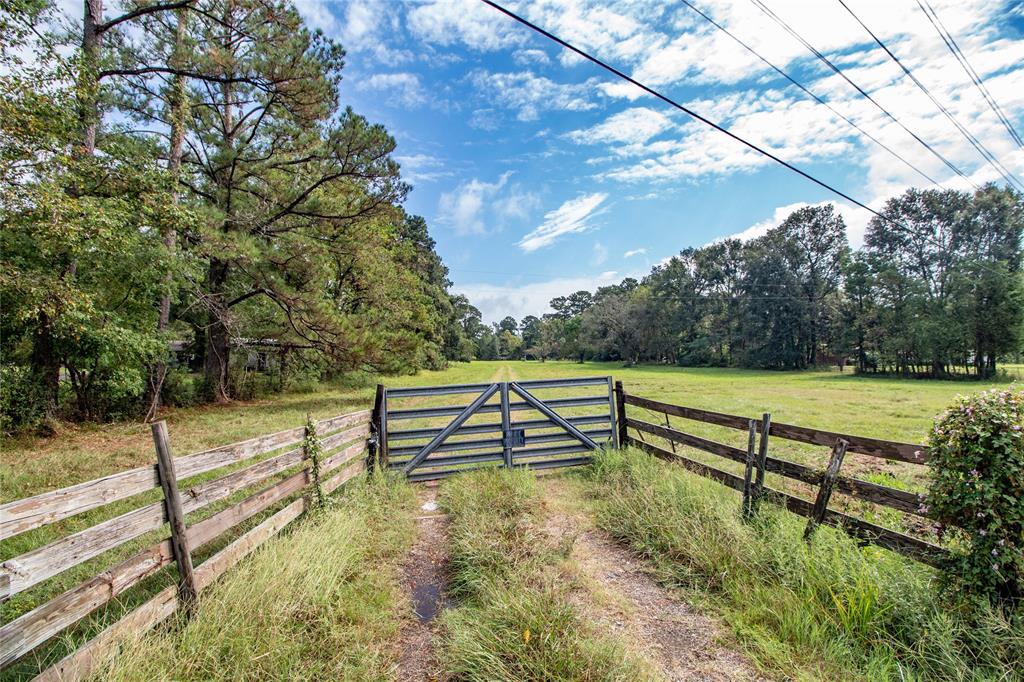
[468,187,1023,377]
[0,0,473,431]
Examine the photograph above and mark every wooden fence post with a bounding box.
[804,438,849,540]
[150,420,197,605]
[303,414,325,510]
[614,380,627,448]
[367,384,385,473]
[750,412,772,515]
[741,419,758,520]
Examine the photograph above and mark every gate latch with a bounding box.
[503,429,525,448]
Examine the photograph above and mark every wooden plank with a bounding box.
[0,541,173,670]
[151,422,196,605]
[624,394,751,430]
[626,416,926,516]
[766,421,927,464]
[315,410,371,439]
[322,461,365,495]
[2,444,305,597]
[31,585,179,682]
[193,497,306,591]
[0,467,312,669]
[1,428,302,541]
[626,418,747,462]
[834,476,926,516]
[320,442,365,476]
[318,422,370,453]
[3,410,368,540]
[31,497,308,682]
[622,392,926,464]
[628,437,746,492]
[805,439,848,539]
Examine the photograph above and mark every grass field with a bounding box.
[4,361,1015,501]
[2,361,1019,679]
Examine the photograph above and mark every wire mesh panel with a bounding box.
[383,377,615,481]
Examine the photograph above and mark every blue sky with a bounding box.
[293,0,1024,322]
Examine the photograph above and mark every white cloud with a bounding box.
[468,70,599,121]
[453,271,622,324]
[438,173,539,235]
[567,107,675,145]
[624,247,647,258]
[518,193,609,252]
[591,242,608,266]
[355,72,427,107]
[513,49,551,66]
[468,108,501,131]
[718,200,874,248]
[395,153,451,185]
[408,0,526,51]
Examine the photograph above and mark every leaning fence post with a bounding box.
[367,384,385,473]
[804,438,849,540]
[750,412,772,515]
[614,380,628,448]
[150,420,197,605]
[741,419,758,520]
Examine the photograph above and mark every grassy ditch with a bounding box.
[92,475,416,681]
[588,447,1023,681]
[438,468,656,681]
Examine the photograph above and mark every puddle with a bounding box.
[411,581,445,622]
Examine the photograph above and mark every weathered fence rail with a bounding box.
[615,383,948,567]
[1,408,371,680]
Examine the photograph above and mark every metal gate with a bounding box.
[374,376,617,481]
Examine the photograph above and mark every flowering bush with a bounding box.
[927,387,1024,606]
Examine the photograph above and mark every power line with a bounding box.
[478,0,892,222]
[748,0,979,190]
[835,0,1024,192]
[477,0,1011,282]
[677,0,942,188]
[917,0,1024,150]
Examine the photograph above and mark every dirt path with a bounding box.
[395,483,450,681]
[540,477,767,682]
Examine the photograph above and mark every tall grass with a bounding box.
[589,448,1024,681]
[439,469,656,681]
[92,475,416,681]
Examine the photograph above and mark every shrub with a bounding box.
[161,368,198,407]
[0,364,47,433]
[927,387,1024,606]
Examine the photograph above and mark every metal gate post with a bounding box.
[499,382,513,468]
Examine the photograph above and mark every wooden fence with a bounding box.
[1,409,372,680]
[614,382,948,567]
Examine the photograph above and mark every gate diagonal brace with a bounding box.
[402,383,500,474]
[508,382,600,450]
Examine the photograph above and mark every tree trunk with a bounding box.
[203,259,231,402]
[78,0,103,158]
[145,7,190,420]
[30,312,61,422]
